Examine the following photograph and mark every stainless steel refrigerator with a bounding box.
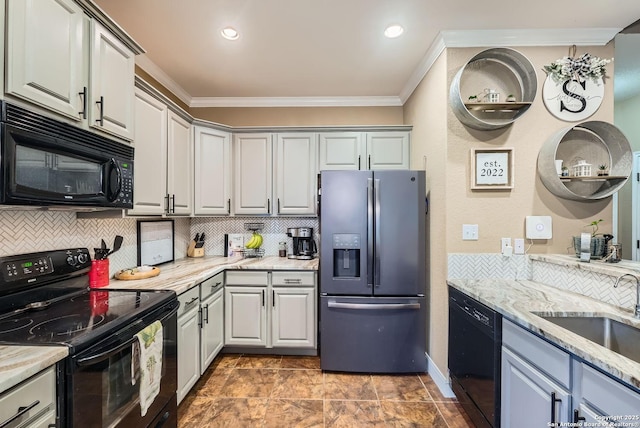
[319,170,427,373]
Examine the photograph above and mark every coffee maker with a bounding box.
[286,227,317,260]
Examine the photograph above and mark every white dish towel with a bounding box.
[134,320,163,416]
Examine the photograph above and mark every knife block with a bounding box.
[187,241,205,258]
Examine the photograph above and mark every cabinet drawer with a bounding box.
[0,367,56,426]
[201,272,224,299]
[178,286,200,318]
[272,271,315,286]
[503,319,570,388]
[226,271,268,286]
[580,363,640,414]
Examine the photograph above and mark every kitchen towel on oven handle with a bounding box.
[132,320,163,417]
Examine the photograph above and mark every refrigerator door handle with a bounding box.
[328,301,421,310]
[367,178,374,287]
[374,178,381,287]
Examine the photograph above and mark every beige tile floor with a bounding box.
[178,354,474,427]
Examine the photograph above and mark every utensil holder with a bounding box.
[89,259,110,288]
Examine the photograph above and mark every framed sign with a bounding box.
[137,219,175,266]
[471,148,514,190]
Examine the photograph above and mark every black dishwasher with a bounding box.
[448,286,502,428]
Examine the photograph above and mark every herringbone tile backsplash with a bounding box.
[448,253,637,313]
[0,211,317,275]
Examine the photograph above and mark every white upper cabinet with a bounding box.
[5,0,139,143]
[318,132,363,170]
[129,84,192,216]
[6,0,87,121]
[275,133,317,215]
[89,20,135,141]
[319,131,410,171]
[194,126,232,215]
[167,110,193,215]
[129,88,167,215]
[233,133,273,215]
[365,131,410,170]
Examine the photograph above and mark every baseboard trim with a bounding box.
[426,353,456,398]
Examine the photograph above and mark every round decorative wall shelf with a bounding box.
[450,48,537,131]
[537,121,632,201]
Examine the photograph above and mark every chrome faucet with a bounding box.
[613,273,640,319]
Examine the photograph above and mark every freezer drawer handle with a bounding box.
[327,301,421,310]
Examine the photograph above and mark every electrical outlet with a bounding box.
[514,238,525,255]
[501,238,511,253]
[462,224,478,241]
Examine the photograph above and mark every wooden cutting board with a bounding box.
[115,266,161,280]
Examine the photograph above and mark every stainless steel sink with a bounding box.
[532,314,640,364]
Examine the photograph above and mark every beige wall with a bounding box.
[403,51,449,373]
[190,106,404,127]
[403,43,616,375]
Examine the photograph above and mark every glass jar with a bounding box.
[278,242,287,258]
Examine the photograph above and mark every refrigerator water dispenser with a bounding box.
[332,234,361,278]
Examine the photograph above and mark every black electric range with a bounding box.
[0,248,179,428]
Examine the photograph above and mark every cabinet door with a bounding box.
[365,131,410,170]
[501,347,571,428]
[271,287,315,348]
[167,110,193,215]
[275,133,317,215]
[318,132,364,171]
[233,134,272,215]
[194,127,231,215]
[89,20,135,141]
[200,288,224,374]
[177,307,200,404]
[224,286,267,346]
[6,0,86,121]
[128,88,167,215]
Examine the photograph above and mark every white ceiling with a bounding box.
[94,0,640,107]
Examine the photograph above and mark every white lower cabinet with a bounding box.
[502,319,640,426]
[177,286,200,404]
[0,367,56,428]
[225,271,316,349]
[177,272,225,404]
[501,347,571,427]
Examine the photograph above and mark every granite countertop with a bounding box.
[448,278,640,390]
[104,255,319,294]
[0,346,68,394]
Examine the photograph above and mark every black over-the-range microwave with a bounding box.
[0,101,134,209]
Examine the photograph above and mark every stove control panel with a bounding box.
[0,248,91,285]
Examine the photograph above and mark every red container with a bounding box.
[89,259,110,288]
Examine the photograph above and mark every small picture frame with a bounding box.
[137,219,175,266]
[471,148,514,190]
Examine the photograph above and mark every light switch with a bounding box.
[462,224,478,241]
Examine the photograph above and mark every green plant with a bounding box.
[598,164,608,170]
[468,95,478,101]
[586,219,604,237]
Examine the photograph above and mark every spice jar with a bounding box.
[278,242,287,258]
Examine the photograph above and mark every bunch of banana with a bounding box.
[245,232,263,249]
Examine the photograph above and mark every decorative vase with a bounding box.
[572,236,607,259]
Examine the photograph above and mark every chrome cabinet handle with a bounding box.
[203,304,209,324]
[374,178,381,287]
[283,278,301,284]
[366,178,374,287]
[0,400,40,428]
[95,96,104,126]
[328,301,420,310]
[79,87,87,119]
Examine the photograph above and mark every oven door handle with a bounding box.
[76,305,178,367]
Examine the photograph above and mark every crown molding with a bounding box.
[136,28,622,108]
[189,96,403,108]
[440,28,621,47]
[399,28,621,104]
[135,55,193,106]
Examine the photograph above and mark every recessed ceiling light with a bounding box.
[384,25,404,39]
[221,27,239,40]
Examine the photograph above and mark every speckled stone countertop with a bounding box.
[448,278,640,390]
[530,253,640,276]
[104,256,319,295]
[0,346,68,394]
